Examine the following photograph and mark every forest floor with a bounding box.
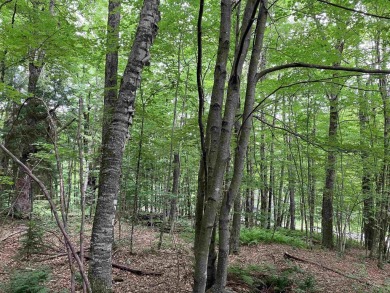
[0,218,389,292]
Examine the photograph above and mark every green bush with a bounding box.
[240,228,310,248]
[3,268,50,293]
[228,264,316,293]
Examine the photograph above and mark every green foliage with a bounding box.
[19,220,46,260]
[2,268,50,293]
[179,225,195,244]
[240,228,318,248]
[228,264,316,293]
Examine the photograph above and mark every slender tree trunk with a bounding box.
[287,134,296,230]
[130,95,145,254]
[260,111,268,228]
[194,0,232,252]
[194,0,232,289]
[230,190,241,254]
[89,1,160,290]
[267,104,276,229]
[193,1,260,291]
[213,3,268,291]
[321,41,344,249]
[308,119,316,238]
[245,146,254,228]
[358,76,375,251]
[321,93,338,249]
[378,75,390,266]
[77,97,89,293]
[169,153,180,232]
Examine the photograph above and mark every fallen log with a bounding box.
[38,251,162,276]
[83,254,162,276]
[283,252,379,288]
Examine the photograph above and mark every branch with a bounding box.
[196,0,207,185]
[284,252,380,288]
[0,228,27,242]
[58,118,76,133]
[242,74,368,129]
[253,114,328,152]
[317,0,390,21]
[0,144,92,293]
[256,62,390,82]
[0,0,12,11]
[83,254,162,276]
[254,114,361,154]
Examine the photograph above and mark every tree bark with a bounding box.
[193,1,261,291]
[260,111,268,228]
[213,2,268,291]
[357,76,375,251]
[194,0,232,250]
[321,93,338,249]
[321,41,344,249]
[89,1,160,290]
[169,153,180,232]
[287,134,296,231]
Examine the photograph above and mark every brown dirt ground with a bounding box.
[0,219,389,292]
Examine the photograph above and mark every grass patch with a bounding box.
[240,227,319,248]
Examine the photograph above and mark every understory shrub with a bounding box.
[2,268,50,293]
[19,220,47,259]
[228,264,316,293]
[240,228,312,248]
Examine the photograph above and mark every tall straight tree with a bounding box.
[89,0,160,290]
[193,0,263,291]
[214,2,268,291]
[321,41,344,249]
[194,0,232,289]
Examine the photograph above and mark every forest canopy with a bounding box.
[1,0,390,292]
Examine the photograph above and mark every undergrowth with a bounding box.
[240,228,319,248]
[228,264,316,293]
[18,220,47,260]
[2,268,50,293]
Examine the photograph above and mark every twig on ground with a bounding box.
[283,252,380,288]
[0,229,27,242]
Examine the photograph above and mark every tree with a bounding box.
[88,0,160,290]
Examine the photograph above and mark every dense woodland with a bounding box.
[1,0,390,292]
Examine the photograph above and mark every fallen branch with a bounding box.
[0,228,27,242]
[283,252,379,288]
[83,254,162,276]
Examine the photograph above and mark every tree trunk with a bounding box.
[13,51,45,218]
[169,153,180,232]
[267,104,276,229]
[89,1,160,290]
[193,1,260,291]
[321,93,338,249]
[130,95,145,254]
[213,2,267,291]
[321,41,344,249]
[260,111,268,228]
[357,76,375,251]
[287,134,296,230]
[230,190,241,254]
[194,0,232,289]
[378,75,390,266]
